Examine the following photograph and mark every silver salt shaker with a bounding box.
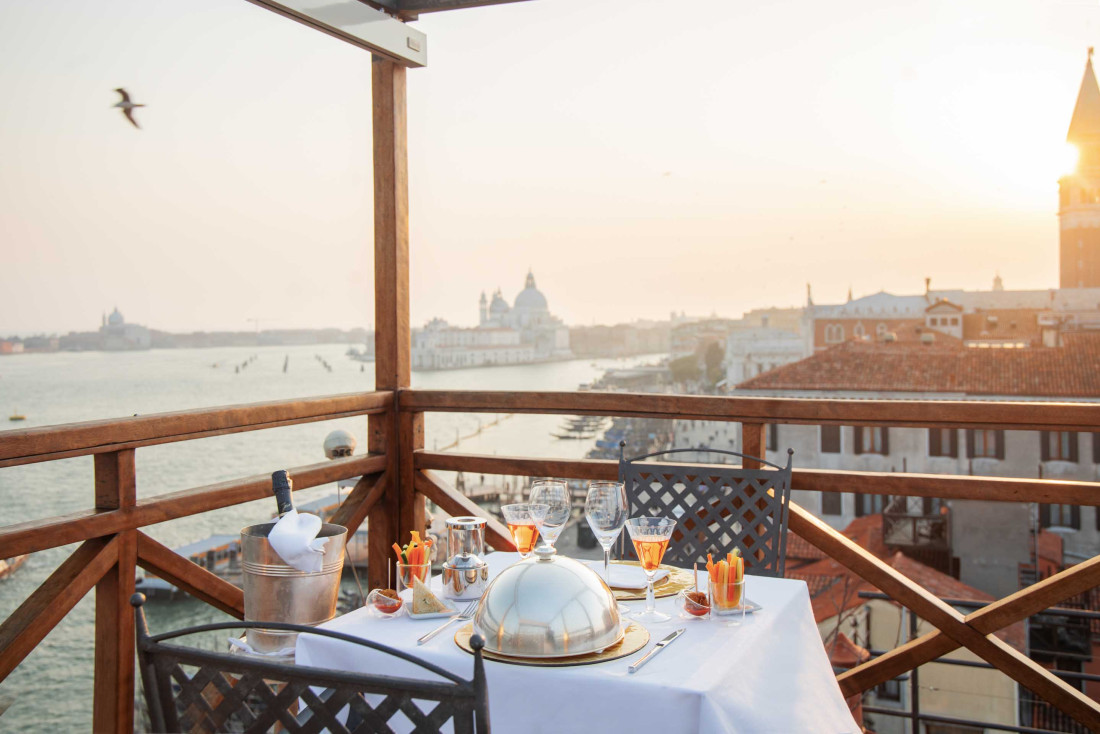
[440,516,489,600]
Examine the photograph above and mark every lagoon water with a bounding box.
[0,344,648,729]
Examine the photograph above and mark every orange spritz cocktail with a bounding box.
[507,521,540,554]
[631,535,670,571]
[500,503,542,558]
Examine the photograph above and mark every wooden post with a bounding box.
[368,55,413,590]
[92,449,136,733]
[742,422,766,468]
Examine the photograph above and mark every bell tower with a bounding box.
[1060,49,1100,288]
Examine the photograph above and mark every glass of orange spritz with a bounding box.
[626,516,676,622]
[501,503,541,559]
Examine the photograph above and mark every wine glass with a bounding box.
[625,516,676,623]
[584,481,630,612]
[500,503,541,559]
[529,479,570,550]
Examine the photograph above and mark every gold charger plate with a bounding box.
[454,622,649,667]
[606,561,695,601]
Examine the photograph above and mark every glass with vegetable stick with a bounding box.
[501,503,541,558]
[625,516,676,622]
[393,531,433,596]
[706,549,747,626]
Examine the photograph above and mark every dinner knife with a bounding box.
[628,628,685,674]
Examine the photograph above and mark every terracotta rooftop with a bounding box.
[827,632,871,669]
[739,331,1100,398]
[790,515,1026,651]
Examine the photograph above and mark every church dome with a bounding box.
[514,270,548,311]
[107,307,124,327]
[489,290,510,316]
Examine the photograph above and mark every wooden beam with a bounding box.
[838,553,1100,696]
[416,450,618,480]
[789,502,1100,728]
[94,529,136,734]
[0,538,116,683]
[93,450,137,733]
[330,472,389,536]
[415,470,515,551]
[136,533,245,619]
[400,389,1100,432]
[0,453,386,558]
[413,450,1100,506]
[369,54,410,590]
[0,391,392,468]
[741,422,766,469]
[399,410,426,548]
[397,0,530,13]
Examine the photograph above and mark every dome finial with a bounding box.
[525,269,536,289]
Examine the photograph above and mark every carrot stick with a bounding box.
[392,543,404,561]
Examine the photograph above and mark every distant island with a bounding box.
[1,307,370,353]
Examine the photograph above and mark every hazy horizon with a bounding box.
[2,0,1097,335]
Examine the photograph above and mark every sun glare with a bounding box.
[1061,142,1081,178]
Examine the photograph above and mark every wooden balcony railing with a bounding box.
[2,387,1100,731]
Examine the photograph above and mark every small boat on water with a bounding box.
[552,415,606,439]
[9,410,25,421]
[0,555,28,580]
[135,494,370,600]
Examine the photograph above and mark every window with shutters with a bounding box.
[966,429,1004,459]
[1041,431,1078,462]
[821,425,841,453]
[821,492,842,515]
[855,426,888,455]
[928,428,958,458]
[1041,503,1080,530]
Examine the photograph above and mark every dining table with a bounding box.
[295,551,860,734]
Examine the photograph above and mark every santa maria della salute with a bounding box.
[412,270,571,370]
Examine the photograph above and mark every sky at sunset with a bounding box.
[2,0,1100,334]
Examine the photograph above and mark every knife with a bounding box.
[628,628,685,674]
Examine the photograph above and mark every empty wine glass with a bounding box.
[529,479,570,550]
[626,516,676,623]
[585,481,630,612]
[501,503,541,559]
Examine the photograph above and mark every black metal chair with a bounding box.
[618,445,794,577]
[132,593,490,734]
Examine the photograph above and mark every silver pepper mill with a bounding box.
[441,516,489,600]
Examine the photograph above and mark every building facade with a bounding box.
[734,333,1100,599]
[411,271,570,370]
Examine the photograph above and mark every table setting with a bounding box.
[294,478,860,733]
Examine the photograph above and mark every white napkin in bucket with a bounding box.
[585,561,669,590]
[268,509,328,573]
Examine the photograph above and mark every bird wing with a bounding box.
[122,108,140,129]
[115,88,131,103]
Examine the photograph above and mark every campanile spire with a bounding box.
[1059,50,1100,288]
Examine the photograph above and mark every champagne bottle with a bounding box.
[271,469,294,517]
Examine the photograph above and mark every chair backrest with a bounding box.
[132,594,490,734]
[618,446,794,577]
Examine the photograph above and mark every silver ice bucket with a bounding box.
[240,521,347,654]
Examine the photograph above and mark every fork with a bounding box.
[416,600,479,645]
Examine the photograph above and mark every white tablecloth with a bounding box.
[296,552,858,734]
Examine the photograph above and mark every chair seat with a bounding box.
[131,593,490,733]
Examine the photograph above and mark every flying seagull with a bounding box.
[113,88,145,129]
